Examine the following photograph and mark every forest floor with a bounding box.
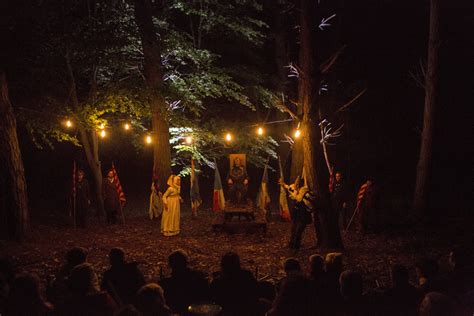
[1,208,472,291]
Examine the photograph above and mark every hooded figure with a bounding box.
[161,175,182,237]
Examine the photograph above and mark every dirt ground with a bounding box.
[1,208,472,290]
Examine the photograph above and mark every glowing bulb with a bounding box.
[225,133,232,142]
[124,123,130,130]
[294,129,301,139]
[185,136,193,144]
[66,120,72,128]
[257,127,264,135]
[100,130,106,138]
[146,135,152,144]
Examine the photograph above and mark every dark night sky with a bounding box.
[2,0,473,218]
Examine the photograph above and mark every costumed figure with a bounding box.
[226,157,249,205]
[149,178,163,220]
[161,175,182,237]
[74,169,91,228]
[330,172,349,229]
[279,176,313,252]
[347,179,379,233]
[103,170,120,224]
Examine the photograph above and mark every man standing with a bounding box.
[103,170,120,224]
[279,176,313,253]
[74,170,90,228]
[330,172,349,229]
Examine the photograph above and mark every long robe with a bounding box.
[161,185,181,236]
[149,183,163,220]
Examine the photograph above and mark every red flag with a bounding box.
[111,162,126,206]
[212,161,225,212]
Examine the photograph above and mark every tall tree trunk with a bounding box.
[0,71,28,240]
[66,54,105,217]
[78,128,104,217]
[134,0,172,191]
[299,0,342,249]
[413,0,440,214]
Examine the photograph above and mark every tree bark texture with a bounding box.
[134,0,172,192]
[299,0,343,249]
[413,0,440,214]
[0,71,28,240]
[66,54,105,217]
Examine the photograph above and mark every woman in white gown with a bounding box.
[161,175,182,236]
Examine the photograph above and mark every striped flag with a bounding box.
[356,182,369,209]
[111,162,126,206]
[212,161,225,212]
[278,157,291,221]
[257,160,271,214]
[190,159,201,216]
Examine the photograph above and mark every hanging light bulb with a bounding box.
[294,129,301,139]
[124,123,130,130]
[146,135,152,144]
[185,136,193,144]
[66,120,72,128]
[225,133,232,142]
[100,130,106,138]
[257,127,264,136]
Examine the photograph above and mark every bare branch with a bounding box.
[274,93,298,120]
[320,45,347,74]
[335,88,367,113]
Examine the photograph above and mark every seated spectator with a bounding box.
[0,257,15,314]
[267,273,313,316]
[325,252,343,306]
[49,247,87,305]
[6,273,53,316]
[210,252,259,315]
[101,247,146,306]
[308,254,326,313]
[382,264,419,316]
[276,258,302,293]
[115,304,141,316]
[58,263,117,316]
[447,248,473,297]
[339,270,369,316]
[416,257,446,295]
[419,292,454,316]
[135,283,172,316]
[159,249,209,314]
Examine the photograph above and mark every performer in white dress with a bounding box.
[161,175,182,236]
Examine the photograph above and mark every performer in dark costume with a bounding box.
[279,177,313,253]
[226,157,249,204]
[330,172,349,229]
[103,170,120,224]
[74,169,90,228]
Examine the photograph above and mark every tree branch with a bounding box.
[335,88,367,113]
[320,45,347,74]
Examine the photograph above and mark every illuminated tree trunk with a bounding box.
[0,71,28,240]
[299,0,342,249]
[413,0,440,214]
[78,128,104,217]
[66,56,104,217]
[134,0,172,191]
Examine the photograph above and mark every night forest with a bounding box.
[0,0,473,315]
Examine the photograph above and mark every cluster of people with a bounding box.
[75,168,184,238]
[279,172,379,253]
[0,247,472,316]
[73,169,124,228]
